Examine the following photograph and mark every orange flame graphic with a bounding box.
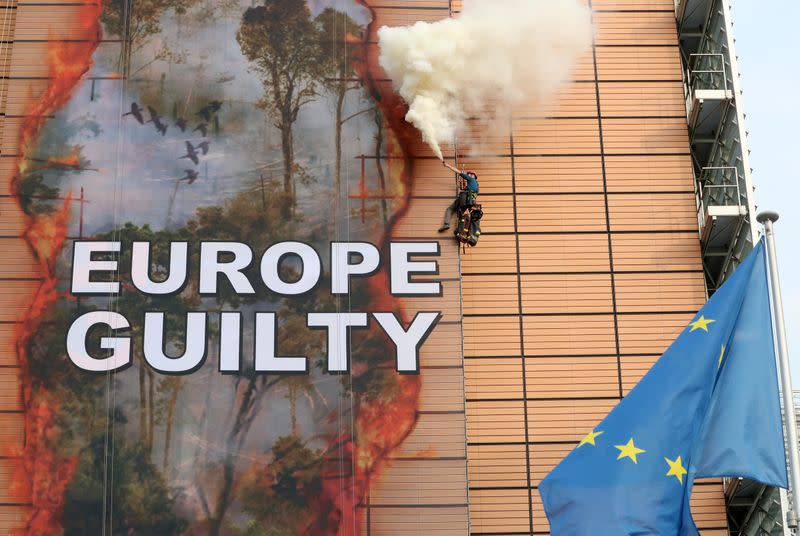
[10,3,104,535]
[305,2,428,534]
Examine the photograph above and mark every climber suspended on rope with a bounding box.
[439,161,482,246]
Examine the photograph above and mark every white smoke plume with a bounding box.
[377,0,593,160]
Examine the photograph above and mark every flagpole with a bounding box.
[758,211,800,527]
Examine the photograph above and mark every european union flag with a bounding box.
[539,239,788,535]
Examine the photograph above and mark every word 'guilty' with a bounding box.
[67,241,443,375]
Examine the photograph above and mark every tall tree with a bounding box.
[101,0,199,77]
[236,0,326,213]
[316,8,363,219]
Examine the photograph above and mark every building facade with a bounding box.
[0,0,769,534]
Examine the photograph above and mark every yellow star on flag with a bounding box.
[717,344,726,368]
[615,438,645,464]
[665,456,688,484]
[578,430,603,448]
[689,315,715,333]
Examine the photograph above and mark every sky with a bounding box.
[730,0,800,382]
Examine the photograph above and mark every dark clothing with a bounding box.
[459,172,479,193]
[456,205,483,246]
[440,170,480,234]
[441,191,476,229]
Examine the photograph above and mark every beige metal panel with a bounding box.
[467,443,527,488]
[518,234,610,273]
[366,507,469,536]
[621,354,660,394]
[466,400,526,443]
[518,81,598,118]
[522,314,617,356]
[612,232,704,272]
[369,459,468,506]
[608,192,698,231]
[1,117,21,156]
[14,5,93,40]
[605,154,695,193]
[463,316,521,357]
[690,484,728,529]
[617,312,694,355]
[0,459,27,503]
[4,78,48,117]
[615,272,707,313]
[476,195,515,233]
[379,0,448,5]
[465,358,523,400]
[0,413,24,450]
[600,81,687,117]
[461,234,517,274]
[596,46,683,81]
[0,160,16,196]
[449,156,512,194]
[592,0,674,7]
[526,398,618,442]
[462,275,518,315]
[525,356,620,399]
[602,117,691,154]
[571,51,599,82]
[0,238,42,278]
[0,325,17,366]
[512,118,601,154]
[457,119,512,156]
[411,158,463,197]
[0,280,39,322]
[0,369,21,411]
[452,0,591,11]
[530,443,573,486]
[418,367,465,412]
[391,412,466,459]
[0,198,27,234]
[516,194,607,232]
[371,6,449,27]
[594,11,679,46]
[521,273,613,314]
[420,322,463,368]
[394,197,459,238]
[514,156,603,194]
[469,488,530,534]
[0,506,28,534]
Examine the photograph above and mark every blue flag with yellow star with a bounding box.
[539,239,788,535]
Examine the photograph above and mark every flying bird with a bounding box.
[146,106,161,123]
[193,122,208,137]
[197,141,210,155]
[179,141,200,165]
[153,118,168,136]
[122,102,144,124]
[175,117,188,132]
[197,100,223,121]
[146,106,168,136]
[181,169,199,184]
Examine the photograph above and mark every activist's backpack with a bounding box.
[455,205,482,247]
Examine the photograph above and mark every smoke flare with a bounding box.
[377,0,593,159]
